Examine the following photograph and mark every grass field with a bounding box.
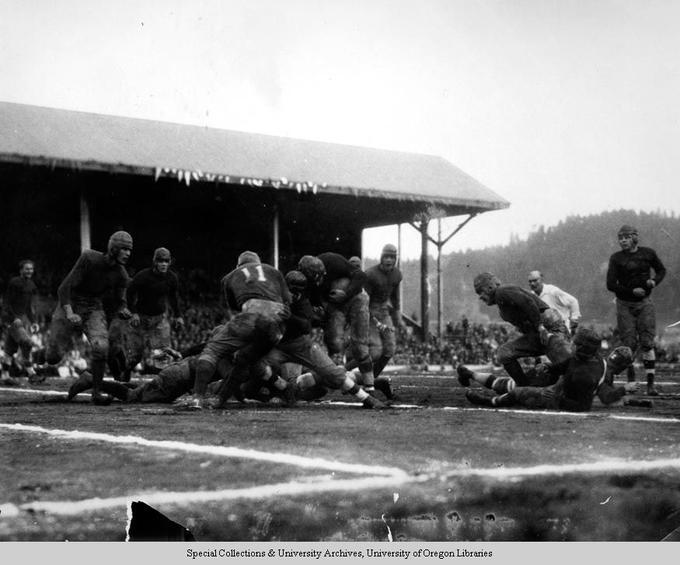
[1,365,680,542]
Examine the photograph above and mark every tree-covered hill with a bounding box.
[392,210,680,330]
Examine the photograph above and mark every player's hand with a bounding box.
[632,287,646,297]
[646,279,656,289]
[30,323,41,334]
[624,382,640,394]
[129,313,140,327]
[278,304,291,321]
[328,289,347,303]
[118,308,133,321]
[537,324,553,346]
[569,320,579,333]
[173,316,185,330]
[67,313,82,326]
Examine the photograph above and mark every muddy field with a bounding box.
[1,366,679,542]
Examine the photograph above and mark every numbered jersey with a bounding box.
[221,261,291,312]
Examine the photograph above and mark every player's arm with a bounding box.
[57,252,90,320]
[344,268,367,300]
[390,273,405,329]
[29,281,38,324]
[114,271,132,319]
[4,279,19,321]
[649,250,666,288]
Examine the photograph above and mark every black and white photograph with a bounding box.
[0,0,679,560]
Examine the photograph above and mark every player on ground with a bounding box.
[461,329,644,411]
[67,329,229,404]
[606,224,666,395]
[473,272,571,386]
[2,259,41,382]
[220,270,390,409]
[527,270,581,334]
[45,231,133,405]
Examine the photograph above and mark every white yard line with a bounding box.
[0,387,65,396]
[441,457,680,480]
[2,387,679,425]
[5,474,417,517]
[441,405,680,423]
[0,423,408,478]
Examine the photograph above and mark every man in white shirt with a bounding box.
[528,271,581,334]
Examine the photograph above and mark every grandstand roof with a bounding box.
[0,101,509,215]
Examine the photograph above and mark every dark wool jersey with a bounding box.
[127,268,181,317]
[606,246,666,302]
[282,295,314,341]
[221,262,291,312]
[494,285,549,333]
[4,276,37,322]
[57,250,129,310]
[553,355,606,412]
[312,252,367,305]
[364,265,402,308]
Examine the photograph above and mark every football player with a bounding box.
[220,270,389,409]
[298,252,376,395]
[472,272,572,386]
[461,329,644,411]
[363,244,407,399]
[45,231,133,405]
[190,251,293,409]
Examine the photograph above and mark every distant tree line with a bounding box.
[395,209,680,329]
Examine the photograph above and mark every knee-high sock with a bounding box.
[90,358,106,395]
[194,358,216,397]
[372,356,391,379]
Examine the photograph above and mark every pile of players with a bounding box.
[24,231,406,410]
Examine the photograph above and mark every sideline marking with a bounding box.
[0,387,65,396]
[441,456,680,480]
[0,423,408,478]
[441,405,680,423]
[5,474,417,517]
[3,388,678,425]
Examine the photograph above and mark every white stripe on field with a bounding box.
[442,457,680,480]
[441,405,680,423]
[0,387,65,396]
[9,474,417,517]
[0,423,407,478]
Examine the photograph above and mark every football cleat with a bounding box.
[457,365,474,387]
[374,376,394,400]
[280,382,297,407]
[362,395,391,410]
[27,368,46,385]
[465,390,495,407]
[646,385,659,396]
[91,393,113,406]
[624,398,653,408]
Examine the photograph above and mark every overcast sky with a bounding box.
[1,0,678,258]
